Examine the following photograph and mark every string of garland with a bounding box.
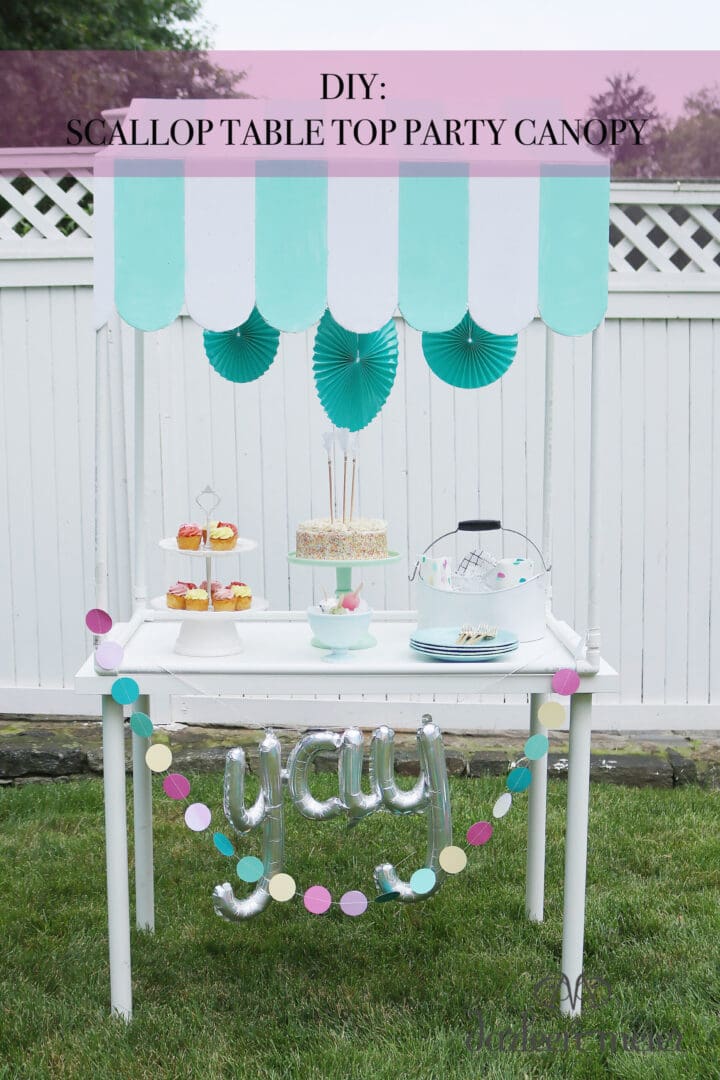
[86,606,580,917]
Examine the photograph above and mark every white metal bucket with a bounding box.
[411,519,549,643]
[415,572,547,641]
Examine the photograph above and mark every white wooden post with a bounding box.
[586,322,604,670]
[542,326,555,595]
[133,329,147,611]
[132,693,154,932]
[102,693,133,1021]
[94,325,109,612]
[525,692,548,921]
[525,325,555,923]
[560,691,592,1017]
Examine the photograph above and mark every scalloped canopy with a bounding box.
[94,127,610,340]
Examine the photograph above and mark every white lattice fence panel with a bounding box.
[0,170,93,242]
[610,200,720,274]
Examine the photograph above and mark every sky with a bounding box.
[202,0,720,51]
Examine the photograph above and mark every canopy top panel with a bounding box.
[94,98,610,337]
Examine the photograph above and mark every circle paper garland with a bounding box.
[146,744,173,773]
[84,606,581,918]
[95,641,124,670]
[85,608,113,634]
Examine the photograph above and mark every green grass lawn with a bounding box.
[1,773,719,1079]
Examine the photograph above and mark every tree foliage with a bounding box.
[588,73,720,179]
[0,0,211,50]
[0,1,246,145]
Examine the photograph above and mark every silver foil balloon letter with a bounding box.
[287,730,345,820]
[340,727,382,826]
[374,718,452,902]
[370,725,428,814]
[213,730,284,921]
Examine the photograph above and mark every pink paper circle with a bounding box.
[163,773,190,800]
[552,668,581,696]
[303,885,332,915]
[340,890,368,917]
[95,641,123,670]
[85,608,113,634]
[466,821,493,846]
[184,802,211,832]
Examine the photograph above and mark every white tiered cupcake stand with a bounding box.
[155,537,268,656]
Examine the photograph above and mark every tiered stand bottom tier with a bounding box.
[159,537,265,655]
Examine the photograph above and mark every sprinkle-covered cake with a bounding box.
[296,518,388,561]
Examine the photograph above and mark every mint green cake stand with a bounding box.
[287,551,401,649]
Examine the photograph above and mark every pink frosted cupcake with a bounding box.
[166,582,191,610]
[177,524,202,551]
[200,580,223,597]
[213,586,236,612]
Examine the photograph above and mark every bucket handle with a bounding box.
[408,519,550,581]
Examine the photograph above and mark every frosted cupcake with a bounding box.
[213,586,236,612]
[177,524,202,551]
[204,520,238,545]
[166,582,190,609]
[200,580,222,597]
[230,582,252,611]
[209,525,237,551]
[185,587,209,611]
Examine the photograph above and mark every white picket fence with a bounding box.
[0,154,719,727]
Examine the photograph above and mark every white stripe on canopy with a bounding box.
[327,176,398,333]
[185,177,255,332]
[468,177,540,336]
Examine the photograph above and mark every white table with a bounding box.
[75,610,618,1022]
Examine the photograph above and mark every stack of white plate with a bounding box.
[409,627,519,662]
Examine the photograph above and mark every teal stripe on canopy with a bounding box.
[398,167,468,332]
[538,170,610,336]
[255,164,327,332]
[114,162,184,331]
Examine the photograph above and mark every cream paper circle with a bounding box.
[145,743,173,773]
[439,846,468,874]
[538,701,566,730]
[268,873,297,902]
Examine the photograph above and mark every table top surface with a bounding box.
[75,611,618,695]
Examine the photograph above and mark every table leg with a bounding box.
[132,693,155,932]
[526,692,547,922]
[102,693,132,1021]
[560,692,592,1017]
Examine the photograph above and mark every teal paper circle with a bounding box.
[422,313,517,389]
[313,310,398,431]
[507,766,532,793]
[524,733,549,760]
[213,833,235,858]
[130,712,153,738]
[111,677,139,706]
[203,307,280,384]
[237,856,264,883]
[410,868,436,895]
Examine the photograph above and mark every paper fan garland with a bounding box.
[203,308,280,384]
[422,314,517,389]
[313,311,398,431]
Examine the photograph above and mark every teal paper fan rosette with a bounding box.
[203,308,280,383]
[313,311,399,431]
[422,314,517,389]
